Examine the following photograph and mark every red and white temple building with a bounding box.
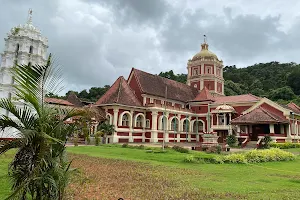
[93,41,300,147]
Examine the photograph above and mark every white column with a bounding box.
[151,111,158,143]
[237,125,241,136]
[216,114,219,126]
[229,113,232,122]
[129,110,134,142]
[269,124,274,134]
[113,108,119,143]
[224,114,227,126]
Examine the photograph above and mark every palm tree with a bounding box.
[0,55,83,200]
[97,121,115,144]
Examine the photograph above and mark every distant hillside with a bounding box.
[159,62,300,105]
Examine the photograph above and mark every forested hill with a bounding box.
[159,62,300,105]
[49,62,300,105]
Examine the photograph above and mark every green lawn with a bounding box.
[1,146,300,199]
[67,145,300,199]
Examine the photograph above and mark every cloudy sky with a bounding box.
[1,0,300,94]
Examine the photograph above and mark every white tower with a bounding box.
[0,9,48,138]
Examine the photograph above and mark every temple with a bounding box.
[93,38,300,147]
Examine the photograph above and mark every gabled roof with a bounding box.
[130,68,199,102]
[214,94,260,104]
[287,102,300,114]
[191,87,215,102]
[45,97,74,106]
[67,92,84,107]
[96,76,142,107]
[231,106,289,124]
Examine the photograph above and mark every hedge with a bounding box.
[269,142,300,149]
[184,148,295,164]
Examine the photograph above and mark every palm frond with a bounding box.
[0,139,22,155]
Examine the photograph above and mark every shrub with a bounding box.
[137,145,145,149]
[172,145,189,153]
[73,135,79,147]
[122,143,129,148]
[206,145,222,154]
[184,155,197,163]
[270,142,300,149]
[223,154,247,164]
[261,136,272,148]
[226,135,237,147]
[244,148,295,163]
[95,131,101,146]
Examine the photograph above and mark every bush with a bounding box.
[172,145,189,153]
[244,148,295,163]
[205,145,222,154]
[270,142,300,149]
[137,145,145,149]
[223,154,247,164]
[184,155,197,163]
[73,135,79,147]
[261,136,272,149]
[122,143,129,148]
[95,131,101,146]
[226,135,237,147]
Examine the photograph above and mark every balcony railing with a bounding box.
[211,124,230,130]
[145,103,195,113]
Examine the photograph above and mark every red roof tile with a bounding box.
[45,97,74,106]
[287,102,300,114]
[96,76,142,107]
[132,68,199,102]
[231,106,288,124]
[191,87,215,102]
[214,94,260,104]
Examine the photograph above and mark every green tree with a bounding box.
[287,68,300,95]
[268,86,296,101]
[97,121,115,144]
[0,55,83,199]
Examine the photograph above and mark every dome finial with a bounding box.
[201,34,209,50]
[27,8,33,24]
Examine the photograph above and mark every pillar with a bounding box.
[229,113,232,123]
[269,124,274,134]
[129,110,134,143]
[216,114,219,126]
[113,108,119,143]
[151,111,158,143]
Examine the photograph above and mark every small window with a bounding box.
[122,114,130,126]
[15,44,19,53]
[29,46,33,54]
[194,84,197,88]
[146,119,150,128]
[193,69,198,75]
[136,115,143,127]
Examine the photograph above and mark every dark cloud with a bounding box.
[0,0,299,94]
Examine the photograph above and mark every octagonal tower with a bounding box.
[187,37,224,96]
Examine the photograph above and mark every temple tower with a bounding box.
[0,9,48,137]
[187,36,224,96]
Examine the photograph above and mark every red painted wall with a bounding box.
[261,103,285,118]
[217,82,222,93]
[233,105,252,115]
[204,80,215,90]
[191,81,200,90]
[128,74,143,103]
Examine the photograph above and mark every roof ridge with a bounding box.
[115,76,124,103]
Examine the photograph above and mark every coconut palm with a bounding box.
[0,55,83,200]
[97,121,115,144]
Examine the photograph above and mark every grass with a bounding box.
[0,150,15,199]
[1,146,300,199]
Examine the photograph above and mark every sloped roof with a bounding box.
[287,102,300,114]
[96,76,142,107]
[214,94,260,104]
[45,97,74,106]
[191,87,215,102]
[67,92,84,107]
[132,68,199,102]
[231,106,289,124]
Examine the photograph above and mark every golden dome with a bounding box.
[192,43,218,61]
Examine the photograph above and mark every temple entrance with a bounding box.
[217,131,227,143]
[251,124,270,141]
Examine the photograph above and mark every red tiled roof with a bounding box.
[231,106,288,124]
[287,102,300,114]
[132,68,199,102]
[96,76,142,107]
[45,97,74,106]
[214,94,260,104]
[191,87,215,102]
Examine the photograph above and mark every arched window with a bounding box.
[193,121,204,133]
[171,118,179,131]
[122,114,129,126]
[29,46,33,54]
[160,116,167,130]
[182,119,190,132]
[146,119,150,128]
[136,115,143,127]
[193,68,198,75]
[15,44,19,53]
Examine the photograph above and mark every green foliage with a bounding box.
[73,135,79,147]
[97,122,115,144]
[95,131,102,146]
[223,154,248,164]
[183,155,197,163]
[172,145,189,153]
[65,85,110,102]
[268,86,295,101]
[226,135,237,147]
[0,56,84,199]
[270,142,300,149]
[244,148,295,163]
[287,67,300,95]
[262,136,273,149]
[158,70,187,83]
[122,143,129,148]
